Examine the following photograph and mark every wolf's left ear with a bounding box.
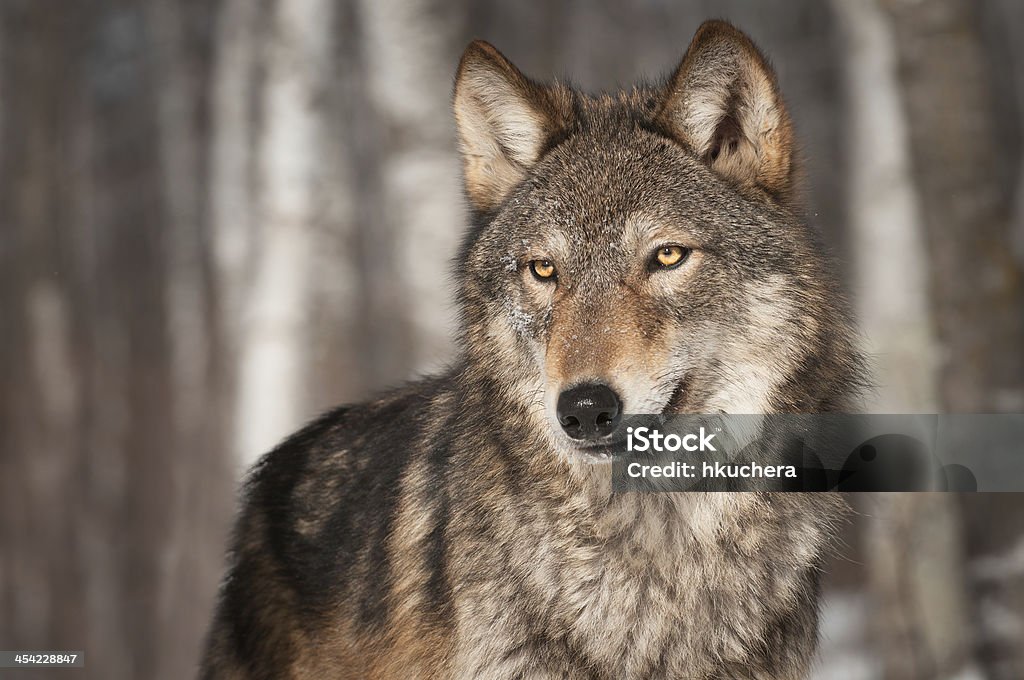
[657,21,796,202]
[454,40,572,214]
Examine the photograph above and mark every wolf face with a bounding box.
[453,22,859,460]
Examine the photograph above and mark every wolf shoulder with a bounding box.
[201,374,461,677]
[240,373,458,528]
[225,372,460,607]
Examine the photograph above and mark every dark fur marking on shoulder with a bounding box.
[215,411,351,674]
[254,381,448,634]
[257,411,340,573]
[234,413,339,632]
[318,385,445,630]
[421,419,456,625]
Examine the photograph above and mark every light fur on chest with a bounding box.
[452,492,826,678]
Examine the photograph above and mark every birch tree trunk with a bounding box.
[832,3,976,679]
[882,0,1024,678]
[882,1,1024,414]
[354,0,465,386]
[229,0,345,466]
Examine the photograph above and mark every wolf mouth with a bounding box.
[662,372,693,415]
[572,447,619,463]
[568,438,628,462]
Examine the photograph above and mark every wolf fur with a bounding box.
[201,20,863,680]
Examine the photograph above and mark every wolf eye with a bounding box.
[651,245,690,270]
[529,259,557,281]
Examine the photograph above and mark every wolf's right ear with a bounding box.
[454,41,571,214]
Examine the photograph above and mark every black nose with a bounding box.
[556,383,623,441]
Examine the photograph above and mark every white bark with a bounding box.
[833,0,937,414]
[359,0,463,376]
[233,0,336,466]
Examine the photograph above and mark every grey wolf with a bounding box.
[201,20,862,679]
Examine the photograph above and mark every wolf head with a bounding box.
[452,21,863,459]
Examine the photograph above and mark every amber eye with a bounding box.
[652,245,690,270]
[529,259,557,281]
